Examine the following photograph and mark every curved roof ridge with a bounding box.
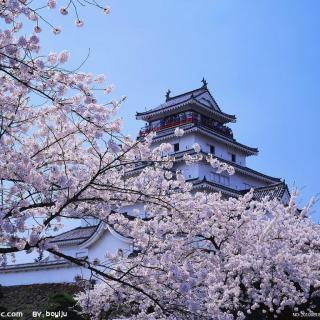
[136,86,235,122]
[166,86,206,102]
[50,224,98,243]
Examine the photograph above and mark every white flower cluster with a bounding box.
[183,153,203,165]
[192,142,201,153]
[174,127,184,137]
[206,154,235,175]
[77,192,320,320]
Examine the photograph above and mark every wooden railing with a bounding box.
[139,117,233,138]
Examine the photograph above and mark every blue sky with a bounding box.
[35,0,320,219]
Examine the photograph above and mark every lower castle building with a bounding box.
[0,82,289,286]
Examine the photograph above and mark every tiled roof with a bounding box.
[0,260,70,272]
[189,177,240,197]
[146,87,218,112]
[50,225,97,244]
[182,149,281,184]
[126,149,280,183]
[244,182,290,201]
[152,124,258,155]
[175,150,279,183]
[136,86,236,122]
[194,125,258,154]
[189,178,289,203]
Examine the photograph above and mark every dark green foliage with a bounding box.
[47,292,86,320]
[48,292,76,309]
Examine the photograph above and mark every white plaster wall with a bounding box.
[86,229,132,262]
[230,172,268,190]
[0,229,131,286]
[152,133,248,166]
[0,265,88,286]
[198,163,269,190]
[53,229,131,262]
[176,162,200,180]
[57,245,79,257]
[146,130,273,193]
[191,134,248,166]
[152,134,196,152]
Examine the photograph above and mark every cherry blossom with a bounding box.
[174,127,185,137]
[0,2,319,320]
[192,142,201,153]
[77,192,320,320]
[75,19,84,27]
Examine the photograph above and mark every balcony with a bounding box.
[139,116,233,139]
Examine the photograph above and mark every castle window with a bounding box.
[210,172,230,187]
[231,153,236,162]
[174,143,179,152]
[220,175,230,186]
[210,145,215,155]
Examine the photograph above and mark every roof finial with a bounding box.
[165,89,171,101]
[201,77,208,88]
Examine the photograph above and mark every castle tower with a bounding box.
[136,81,289,200]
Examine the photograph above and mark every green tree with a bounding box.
[47,292,86,320]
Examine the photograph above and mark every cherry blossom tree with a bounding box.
[0,2,320,320]
[0,0,214,306]
[0,1,189,262]
[77,192,320,320]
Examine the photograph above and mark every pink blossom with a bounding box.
[52,27,61,35]
[59,8,68,15]
[107,140,121,153]
[192,142,201,153]
[34,26,42,33]
[104,85,114,94]
[13,22,22,31]
[47,0,56,9]
[28,12,38,21]
[94,74,106,84]
[47,52,58,65]
[103,7,111,14]
[58,50,69,64]
[75,19,84,27]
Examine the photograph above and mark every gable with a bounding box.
[194,90,220,111]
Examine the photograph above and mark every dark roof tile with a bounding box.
[136,86,235,122]
[247,182,290,201]
[50,225,97,243]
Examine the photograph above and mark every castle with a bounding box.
[0,82,289,286]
